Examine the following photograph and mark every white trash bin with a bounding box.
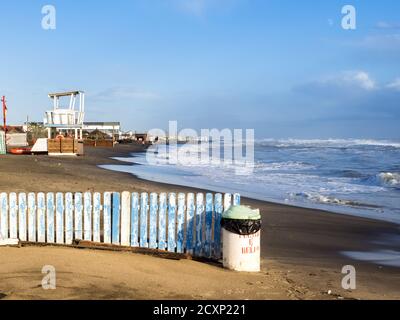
[221,206,261,272]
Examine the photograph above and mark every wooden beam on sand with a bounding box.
[20,240,190,261]
[0,239,20,247]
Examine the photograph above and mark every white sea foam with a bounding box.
[102,139,400,224]
[290,192,380,209]
[377,172,400,188]
[255,138,400,148]
[341,250,400,267]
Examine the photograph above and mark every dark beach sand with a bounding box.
[0,145,399,300]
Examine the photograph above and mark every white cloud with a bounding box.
[387,78,400,91]
[321,71,376,91]
[346,71,376,90]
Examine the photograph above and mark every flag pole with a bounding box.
[1,96,7,141]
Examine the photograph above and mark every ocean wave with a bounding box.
[377,172,400,188]
[290,192,380,209]
[255,161,315,171]
[255,139,400,149]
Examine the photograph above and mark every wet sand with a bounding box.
[0,146,399,300]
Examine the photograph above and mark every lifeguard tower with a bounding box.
[44,91,85,140]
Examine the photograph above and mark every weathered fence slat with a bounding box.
[0,193,8,239]
[120,192,131,246]
[168,193,177,253]
[195,193,204,256]
[93,193,101,243]
[204,193,213,258]
[186,193,195,255]
[9,193,18,239]
[46,193,55,244]
[112,192,120,245]
[74,193,83,240]
[213,193,223,259]
[140,193,149,248]
[176,193,186,253]
[158,193,167,250]
[130,193,139,247]
[56,193,64,244]
[233,193,241,206]
[224,193,232,212]
[18,193,27,242]
[149,193,158,249]
[0,191,240,260]
[65,193,74,245]
[37,193,46,243]
[84,192,92,241]
[28,193,36,242]
[103,192,112,244]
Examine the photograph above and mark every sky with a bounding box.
[0,0,399,139]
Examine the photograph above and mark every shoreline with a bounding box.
[101,147,400,226]
[1,145,399,300]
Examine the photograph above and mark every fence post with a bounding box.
[65,193,74,245]
[213,193,223,259]
[112,192,121,245]
[176,193,186,254]
[46,193,55,243]
[186,193,195,255]
[84,192,92,241]
[37,193,46,243]
[56,193,64,244]
[195,193,205,256]
[9,193,18,239]
[131,193,140,247]
[18,193,27,242]
[103,192,112,244]
[74,193,83,240]
[93,192,102,243]
[28,193,37,242]
[0,193,8,239]
[140,193,149,248]
[149,193,158,249]
[120,192,131,246]
[168,193,177,253]
[158,193,167,250]
[204,193,213,258]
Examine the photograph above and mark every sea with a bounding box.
[100,139,400,224]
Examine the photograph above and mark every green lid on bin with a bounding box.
[222,205,261,220]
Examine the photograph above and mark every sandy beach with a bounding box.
[0,145,399,300]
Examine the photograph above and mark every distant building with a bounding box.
[83,122,121,138]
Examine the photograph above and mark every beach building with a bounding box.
[83,122,121,139]
[1,125,28,148]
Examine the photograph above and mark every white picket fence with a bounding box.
[0,192,240,259]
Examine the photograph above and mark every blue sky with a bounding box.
[1,0,399,139]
